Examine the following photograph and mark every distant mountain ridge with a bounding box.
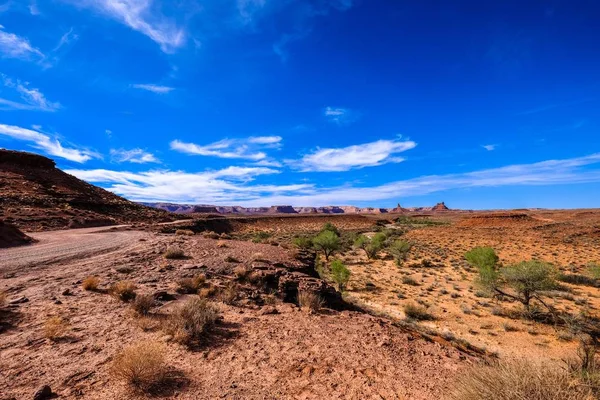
[142,202,452,215]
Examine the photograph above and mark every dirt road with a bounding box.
[0,226,146,273]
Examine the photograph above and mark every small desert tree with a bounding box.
[465,247,499,270]
[313,230,340,261]
[354,232,386,259]
[502,261,557,310]
[320,222,341,237]
[388,240,412,265]
[331,259,351,292]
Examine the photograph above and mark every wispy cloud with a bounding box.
[53,27,79,52]
[66,153,600,206]
[0,123,98,163]
[170,136,283,161]
[295,138,417,172]
[65,0,185,53]
[482,144,497,151]
[0,74,61,112]
[324,106,358,125]
[110,148,159,164]
[131,83,174,94]
[516,98,595,116]
[0,25,44,61]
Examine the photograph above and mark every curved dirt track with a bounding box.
[0,226,145,273]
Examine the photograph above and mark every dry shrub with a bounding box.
[220,284,238,305]
[110,281,137,302]
[176,274,205,294]
[198,286,217,299]
[164,298,219,345]
[450,359,594,400]
[216,241,228,248]
[233,266,251,281]
[403,303,435,321]
[0,290,6,307]
[175,229,194,236]
[203,231,220,240]
[111,341,167,391]
[82,276,100,291]
[132,294,155,316]
[44,316,68,341]
[298,290,323,312]
[164,247,186,260]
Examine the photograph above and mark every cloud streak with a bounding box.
[0,25,44,61]
[110,148,159,164]
[65,0,185,53]
[0,74,61,112]
[170,136,282,161]
[295,138,417,172]
[0,124,98,163]
[65,153,600,206]
[324,106,357,125]
[131,83,174,94]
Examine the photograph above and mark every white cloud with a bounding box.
[110,148,159,164]
[0,25,44,60]
[170,136,283,161]
[65,153,600,206]
[482,144,497,151]
[54,27,79,52]
[237,0,267,25]
[131,83,174,94]
[105,129,112,137]
[0,123,98,163]
[0,74,61,111]
[295,138,417,172]
[324,106,357,125]
[66,0,185,53]
[29,2,41,15]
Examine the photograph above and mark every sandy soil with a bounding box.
[0,228,473,400]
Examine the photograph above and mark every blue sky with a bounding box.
[0,0,599,208]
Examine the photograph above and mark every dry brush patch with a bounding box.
[110,281,137,302]
[298,290,324,312]
[111,341,168,392]
[163,297,220,346]
[82,276,100,291]
[44,316,69,341]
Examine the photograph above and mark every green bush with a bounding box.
[354,233,385,259]
[388,240,412,265]
[313,230,340,261]
[465,247,499,270]
[292,236,313,249]
[320,222,340,237]
[330,259,351,292]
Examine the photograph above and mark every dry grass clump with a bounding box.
[403,303,435,321]
[132,294,155,316]
[82,276,100,291]
[111,341,168,391]
[450,359,594,400]
[175,229,194,236]
[164,298,219,345]
[233,265,251,281]
[44,316,69,341]
[164,247,186,260]
[220,283,238,305]
[0,290,6,307]
[176,274,206,294]
[198,285,218,299]
[298,290,323,312]
[110,281,137,302]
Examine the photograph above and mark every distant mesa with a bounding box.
[268,205,298,214]
[432,202,450,212]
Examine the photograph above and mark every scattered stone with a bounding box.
[62,289,73,296]
[153,291,177,301]
[33,385,52,400]
[259,306,279,315]
[9,296,29,305]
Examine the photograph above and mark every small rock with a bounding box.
[54,300,63,305]
[259,306,279,315]
[33,385,52,400]
[9,296,28,305]
[153,291,176,301]
[160,335,173,343]
[62,289,72,296]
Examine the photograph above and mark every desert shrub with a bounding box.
[402,276,419,286]
[0,290,6,307]
[298,290,323,312]
[292,236,313,249]
[82,276,100,291]
[465,247,499,270]
[175,229,194,236]
[388,240,412,265]
[176,274,206,294]
[164,246,186,259]
[110,281,137,302]
[330,259,351,292]
[224,255,240,263]
[558,273,598,287]
[132,294,155,316]
[403,303,435,320]
[111,341,168,391]
[313,230,340,261]
[450,358,594,400]
[354,233,386,259]
[233,266,251,281]
[220,283,238,304]
[44,316,69,341]
[320,222,340,237]
[252,231,271,243]
[588,262,600,280]
[164,298,219,345]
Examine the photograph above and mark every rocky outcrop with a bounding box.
[0,221,34,248]
[268,205,298,214]
[0,149,175,231]
[432,202,450,211]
